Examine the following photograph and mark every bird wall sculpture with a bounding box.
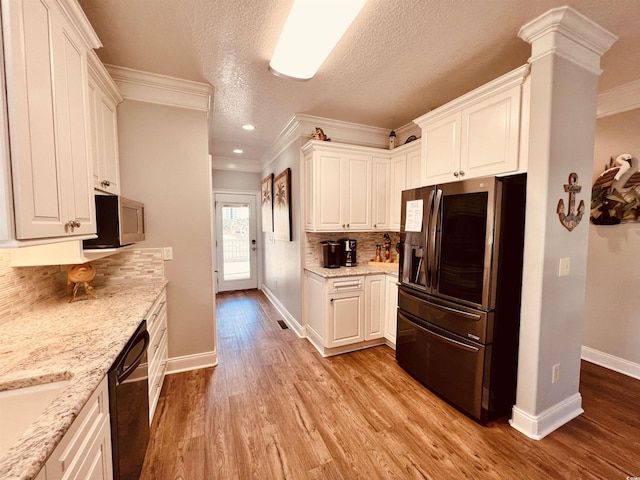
[591,153,640,225]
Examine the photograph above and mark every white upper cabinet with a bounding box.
[371,156,390,231]
[389,140,422,231]
[303,141,373,232]
[0,0,101,245]
[88,50,122,195]
[415,65,529,186]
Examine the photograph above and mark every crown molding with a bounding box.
[105,64,213,112]
[56,0,101,49]
[88,52,123,104]
[259,114,391,171]
[518,6,617,76]
[597,79,640,118]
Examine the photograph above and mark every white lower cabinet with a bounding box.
[384,275,399,347]
[365,275,385,340]
[43,376,113,480]
[146,288,168,423]
[304,271,398,355]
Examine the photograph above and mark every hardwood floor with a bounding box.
[140,289,640,480]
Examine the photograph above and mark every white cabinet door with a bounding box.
[406,146,423,189]
[88,53,121,195]
[344,153,372,230]
[389,153,407,231]
[365,275,385,340]
[328,291,364,347]
[2,0,95,240]
[460,85,521,179]
[384,275,399,347]
[304,152,315,231]
[371,157,390,230]
[423,112,461,186]
[316,151,344,231]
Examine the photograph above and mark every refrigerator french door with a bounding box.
[397,174,526,420]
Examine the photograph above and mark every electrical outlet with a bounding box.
[559,257,570,277]
[552,363,560,383]
[163,247,173,261]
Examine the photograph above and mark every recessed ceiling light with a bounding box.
[233,149,243,154]
[269,0,368,80]
[242,124,256,131]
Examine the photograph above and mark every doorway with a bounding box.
[214,192,259,292]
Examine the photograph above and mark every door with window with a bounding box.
[214,193,258,292]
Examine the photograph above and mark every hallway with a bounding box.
[140,289,640,479]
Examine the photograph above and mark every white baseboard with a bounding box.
[166,350,218,375]
[581,346,640,380]
[509,393,583,440]
[260,285,306,338]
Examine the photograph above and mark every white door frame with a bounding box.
[213,190,262,292]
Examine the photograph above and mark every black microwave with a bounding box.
[83,195,145,249]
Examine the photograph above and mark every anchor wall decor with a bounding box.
[557,173,585,232]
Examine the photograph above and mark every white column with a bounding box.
[510,7,617,439]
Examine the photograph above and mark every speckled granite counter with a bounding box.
[304,263,399,278]
[0,280,167,480]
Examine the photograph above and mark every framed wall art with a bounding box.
[261,173,273,232]
[273,168,292,241]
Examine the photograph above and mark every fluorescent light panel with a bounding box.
[269,0,368,80]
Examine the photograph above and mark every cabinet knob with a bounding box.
[459,170,465,177]
[72,220,81,228]
[347,224,350,228]
[453,171,459,177]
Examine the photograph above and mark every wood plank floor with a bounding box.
[140,289,640,480]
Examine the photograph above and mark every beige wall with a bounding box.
[117,100,216,363]
[212,169,260,191]
[261,140,303,321]
[584,108,640,367]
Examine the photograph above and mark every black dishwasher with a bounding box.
[108,320,150,480]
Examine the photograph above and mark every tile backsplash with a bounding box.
[0,248,164,324]
[305,232,401,266]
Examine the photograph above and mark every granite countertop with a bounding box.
[0,280,168,480]
[305,263,399,278]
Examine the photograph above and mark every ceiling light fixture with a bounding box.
[242,124,256,131]
[233,149,243,154]
[269,0,368,81]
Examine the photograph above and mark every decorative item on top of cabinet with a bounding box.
[0,0,101,245]
[311,127,330,141]
[88,50,123,195]
[414,65,528,186]
[389,130,396,150]
[591,153,640,225]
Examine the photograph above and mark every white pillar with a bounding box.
[510,7,617,439]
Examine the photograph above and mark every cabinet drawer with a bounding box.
[148,306,167,363]
[327,276,364,293]
[146,289,167,337]
[148,330,168,422]
[46,376,109,478]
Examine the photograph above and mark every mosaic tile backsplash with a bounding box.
[0,248,164,324]
[305,232,402,266]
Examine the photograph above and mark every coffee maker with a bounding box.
[320,241,341,268]
[340,238,357,267]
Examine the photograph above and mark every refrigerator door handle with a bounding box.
[429,188,442,290]
[425,190,435,288]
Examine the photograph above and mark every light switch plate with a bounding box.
[559,257,570,277]
[163,247,173,261]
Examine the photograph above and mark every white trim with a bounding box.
[518,6,617,76]
[259,114,391,170]
[509,393,583,440]
[597,79,640,118]
[261,285,307,338]
[212,156,261,173]
[56,0,101,49]
[88,51,123,104]
[105,64,213,112]
[581,346,640,380]
[166,350,218,374]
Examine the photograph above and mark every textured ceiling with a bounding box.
[77,0,640,170]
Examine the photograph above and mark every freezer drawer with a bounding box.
[396,309,492,420]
